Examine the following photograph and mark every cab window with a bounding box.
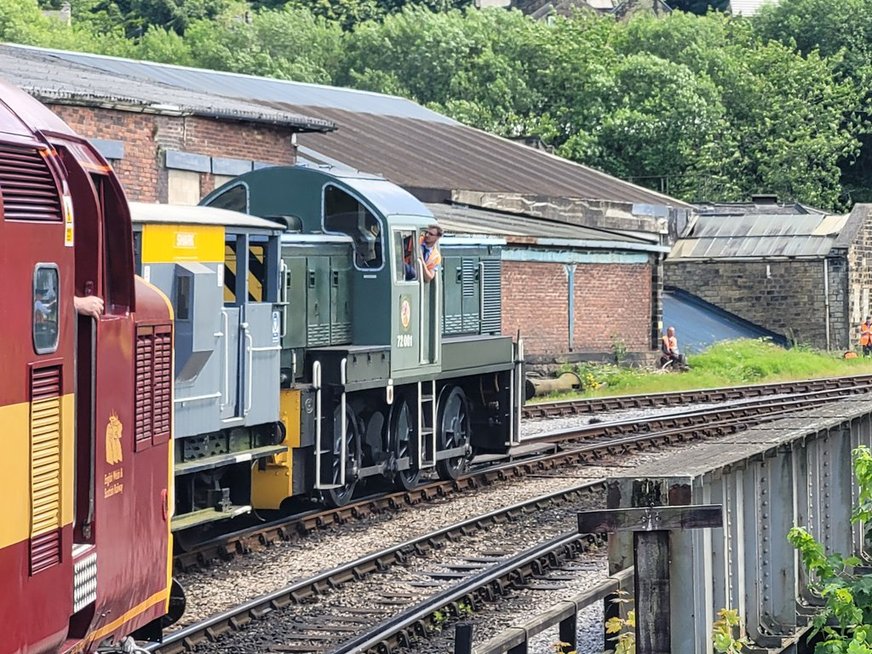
[394,230,418,283]
[33,265,59,354]
[324,185,383,270]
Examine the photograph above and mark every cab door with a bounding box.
[391,228,439,371]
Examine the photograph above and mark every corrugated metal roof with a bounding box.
[428,202,664,250]
[663,289,787,354]
[1,44,691,210]
[296,116,689,206]
[0,45,333,132]
[3,44,449,124]
[670,213,849,259]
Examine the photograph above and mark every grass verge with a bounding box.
[539,339,872,400]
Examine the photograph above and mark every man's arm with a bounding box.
[419,256,436,283]
[74,295,104,319]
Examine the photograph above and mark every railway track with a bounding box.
[174,379,872,574]
[521,372,872,418]
[150,482,605,654]
[151,388,872,654]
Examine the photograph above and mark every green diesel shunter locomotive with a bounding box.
[195,165,524,511]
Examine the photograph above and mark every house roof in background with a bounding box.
[670,212,849,260]
[428,202,668,251]
[731,0,778,15]
[0,43,691,210]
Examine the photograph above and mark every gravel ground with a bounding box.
[412,555,609,654]
[175,447,686,633]
[187,492,607,652]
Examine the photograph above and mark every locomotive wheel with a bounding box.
[325,404,362,508]
[391,399,421,491]
[436,386,471,481]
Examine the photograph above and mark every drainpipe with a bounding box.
[823,258,831,351]
[566,264,576,352]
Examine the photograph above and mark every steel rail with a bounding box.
[149,481,605,654]
[328,530,590,654]
[174,382,872,572]
[523,373,872,419]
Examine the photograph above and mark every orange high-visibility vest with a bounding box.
[419,235,442,274]
[861,322,872,346]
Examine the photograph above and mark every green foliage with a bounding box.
[789,446,872,653]
[183,6,343,82]
[712,608,749,653]
[10,0,872,209]
[605,590,636,654]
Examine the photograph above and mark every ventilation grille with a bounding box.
[444,313,463,334]
[30,365,62,575]
[135,333,153,445]
[462,259,476,297]
[331,322,352,345]
[153,330,172,443]
[135,325,173,450]
[0,145,62,222]
[481,259,502,334]
[308,323,330,346]
[73,551,97,613]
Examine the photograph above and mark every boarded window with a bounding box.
[167,169,201,206]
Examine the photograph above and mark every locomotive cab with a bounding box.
[130,203,285,531]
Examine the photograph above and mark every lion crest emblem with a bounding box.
[105,413,123,465]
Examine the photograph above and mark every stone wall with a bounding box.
[664,258,849,350]
[847,208,872,346]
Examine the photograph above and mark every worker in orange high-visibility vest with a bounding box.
[861,316,872,356]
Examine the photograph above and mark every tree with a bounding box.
[612,11,862,207]
[183,6,343,82]
[753,0,872,203]
[340,8,545,132]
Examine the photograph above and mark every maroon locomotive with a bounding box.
[0,81,180,652]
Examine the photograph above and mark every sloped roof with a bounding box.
[663,288,787,353]
[428,202,668,251]
[0,43,690,210]
[0,45,333,132]
[670,213,849,260]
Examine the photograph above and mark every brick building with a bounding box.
[0,43,686,362]
[665,201,872,351]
